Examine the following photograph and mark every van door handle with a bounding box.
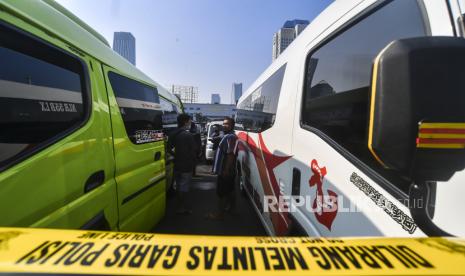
[154,151,161,161]
[292,168,301,203]
[84,170,105,193]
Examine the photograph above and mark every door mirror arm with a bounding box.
[409,181,453,237]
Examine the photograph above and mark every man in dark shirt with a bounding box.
[190,122,202,177]
[168,114,195,214]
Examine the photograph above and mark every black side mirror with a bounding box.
[369,36,465,182]
[369,37,465,236]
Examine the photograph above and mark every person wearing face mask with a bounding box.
[168,114,196,215]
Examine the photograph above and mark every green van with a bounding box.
[0,0,181,231]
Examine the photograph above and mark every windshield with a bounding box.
[208,124,223,138]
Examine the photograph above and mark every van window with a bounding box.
[236,64,286,133]
[108,72,163,144]
[301,0,427,193]
[160,97,178,133]
[0,24,86,170]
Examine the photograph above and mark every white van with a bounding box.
[205,121,224,161]
[235,0,465,237]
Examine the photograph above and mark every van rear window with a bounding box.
[108,72,163,144]
[0,24,87,171]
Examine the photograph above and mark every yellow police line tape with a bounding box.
[0,227,465,275]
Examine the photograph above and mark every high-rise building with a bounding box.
[171,85,199,104]
[295,23,307,36]
[282,19,309,28]
[232,83,242,104]
[272,32,279,63]
[272,19,309,61]
[273,28,295,61]
[113,32,136,65]
[211,94,221,104]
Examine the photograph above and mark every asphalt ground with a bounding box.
[152,163,266,236]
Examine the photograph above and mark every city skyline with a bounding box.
[56,0,332,103]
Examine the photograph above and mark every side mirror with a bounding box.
[368,36,465,182]
[369,37,465,236]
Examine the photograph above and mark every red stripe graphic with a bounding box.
[417,138,465,144]
[419,128,465,134]
[236,131,292,235]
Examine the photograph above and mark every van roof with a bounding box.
[237,0,363,104]
[0,0,178,104]
[41,0,110,47]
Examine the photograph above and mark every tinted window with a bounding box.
[236,64,286,132]
[108,72,163,144]
[0,24,86,170]
[301,0,426,192]
[160,97,178,134]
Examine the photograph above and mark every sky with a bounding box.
[55,0,333,103]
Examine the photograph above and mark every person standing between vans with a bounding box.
[168,114,195,214]
[190,122,202,177]
[206,117,238,219]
